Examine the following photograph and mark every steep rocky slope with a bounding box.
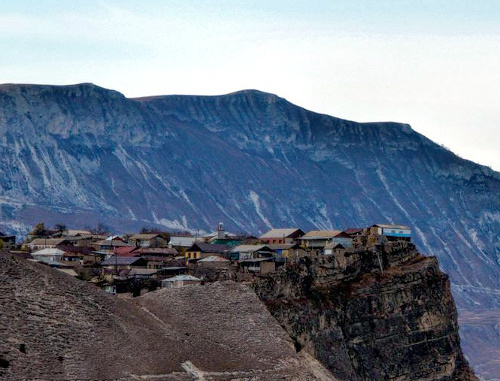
[0,83,499,376]
[253,241,477,381]
[0,253,333,380]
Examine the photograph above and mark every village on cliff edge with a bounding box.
[1,223,412,294]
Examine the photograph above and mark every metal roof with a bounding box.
[101,256,146,266]
[199,255,230,262]
[301,230,341,239]
[259,228,302,239]
[230,244,270,253]
[129,234,162,240]
[95,240,130,247]
[169,236,196,247]
[163,275,201,282]
[32,248,65,256]
[373,224,411,230]
[29,238,68,246]
[188,243,232,253]
[238,258,273,263]
[128,268,158,276]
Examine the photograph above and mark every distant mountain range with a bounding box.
[0,83,499,375]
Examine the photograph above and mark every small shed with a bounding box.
[161,275,202,289]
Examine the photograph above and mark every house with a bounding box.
[31,248,65,262]
[161,274,201,288]
[198,255,230,269]
[260,228,305,245]
[324,242,346,256]
[267,243,306,262]
[169,236,196,251]
[230,245,275,261]
[127,268,158,279]
[94,239,130,253]
[129,234,168,248]
[185,243,232,261]
[238,258,275,274]
[371,224,411,240]
[158,266,188,277]
[0,232,16,249]
[58,245,93,263]
[100,256,148,271]
[126,248,179,269]
[330,231,354,249]
[28,238,71,251]
[300,230,341,249]
[114,246,138,257]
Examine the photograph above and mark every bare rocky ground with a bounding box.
[0,253,335,380]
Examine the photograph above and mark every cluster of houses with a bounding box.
[3,223,412,293]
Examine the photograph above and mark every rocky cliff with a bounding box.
[0,82,499,376]
[254,241,477,381]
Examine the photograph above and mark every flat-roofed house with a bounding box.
[259,228,304,245]
[230,244,275,261]
[371,224,411,240]
[300,230,341,249]
[238,258,275,274]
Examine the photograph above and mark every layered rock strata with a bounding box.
[254,242,478,381]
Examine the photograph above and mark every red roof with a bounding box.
[114,246,138,256]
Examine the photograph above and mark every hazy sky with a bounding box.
[1,1,498,170]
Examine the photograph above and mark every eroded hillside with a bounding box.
[0,253,333,380]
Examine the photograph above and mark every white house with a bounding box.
[31,248,65,262]
[161,275,201,289]
[371,224,411,239]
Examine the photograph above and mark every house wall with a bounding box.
[331,237,353,248]
[381,228,411,238]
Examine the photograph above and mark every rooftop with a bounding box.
[260,228,303,239]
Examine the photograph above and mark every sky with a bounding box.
[0,1,498,170]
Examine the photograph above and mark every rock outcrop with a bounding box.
[254,241,477,380]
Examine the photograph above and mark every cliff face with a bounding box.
[254,242,477,381]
